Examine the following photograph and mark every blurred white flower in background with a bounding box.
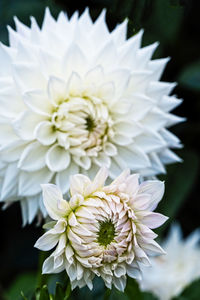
[35,167,167,291]
[0,8,183,224]
[139,224,200,300]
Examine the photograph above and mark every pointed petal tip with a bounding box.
[41,183,51,189]
[13,16,19,24]
[138,28,144,37]
[45,6,51,15]
[34,240,39,248]
[165,56,171,63]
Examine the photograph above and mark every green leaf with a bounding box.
[125,278,143,300]
[109,288,129,300]
[39,285,50,300]
[172,279,200,299]
[143,292,158,300]
[20,291,28,300]
[55,283,65,300]
[125,278,157,300]
[43,221,57,230]
[64,283,71,300]
[6,272,37,300]
[179,60,200,92]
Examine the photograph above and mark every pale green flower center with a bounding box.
[85,115,96,132]
[50,96,113,155]
[97,219,116,247]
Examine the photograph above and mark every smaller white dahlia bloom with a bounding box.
[35,167,167,291]
[139,224,200,300]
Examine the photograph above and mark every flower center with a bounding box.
[97,219,115,247]
[50,96,114,157]
[85,115,96,132]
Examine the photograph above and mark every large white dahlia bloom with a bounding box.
[139,224,200,300]
[0,8,182,224]
[35,167,168,291]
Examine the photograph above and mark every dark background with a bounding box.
[0,0,199,299]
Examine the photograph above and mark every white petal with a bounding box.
[1,162,19,201]
[34,229,59,251]
[23,90,53,116]
[126,264,142,280]
[14,16,30,38]
[18,141,47,171]
[42,7,56,30]
[139,180,165,211]
[134,130,166,153]
[103,142,117,156]
[140,238,165,256]
[0,43,12,76]
[0,140,28,163]
[13,110,45,141]
[113,276,126,292]
[125,174,140,195]
[148,57,170,81]
[42,254,65,274]
[111,19,128,46]
[141,212,168,229]
[56,163,79,194]
[93,153,111,168]
[84,65,104,85]
[111,134,132,146]
[70,174,91,196]
[27,194,40,223]
[117,146,151,170]
[46,144,70,172]
[18,167,53,197]
[67,72,83,96]
[47,76,68,105]
[0,120,18,144]
[20,199,29,227]
[85,166,108,195]
[42,183,70,220]
[0,86,25,118]
[12,62,47,92]
[62,44,88,78]
[35,121,57,145]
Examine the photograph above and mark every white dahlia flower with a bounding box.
[0,8,183,224]
[35,167,168,291]
[139,224,200,300]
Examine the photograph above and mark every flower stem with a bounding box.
[64,282,71,299]
[36,250,48,288]
[103,288,111,300]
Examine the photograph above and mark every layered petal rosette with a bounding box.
[139,224,200,300]
[0,8,183,224]
[35,167,168,291]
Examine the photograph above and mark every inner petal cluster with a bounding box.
[52,96,112,156]
[97,219,115,247]
[36,91,116,171]
[67,193,134,267]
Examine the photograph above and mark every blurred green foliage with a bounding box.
[5,272,37,300]
[0,0,61,44]
[173,279,200,300]
[18,278,200,299]
[157,150,199,235]
[179,60,200,92]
